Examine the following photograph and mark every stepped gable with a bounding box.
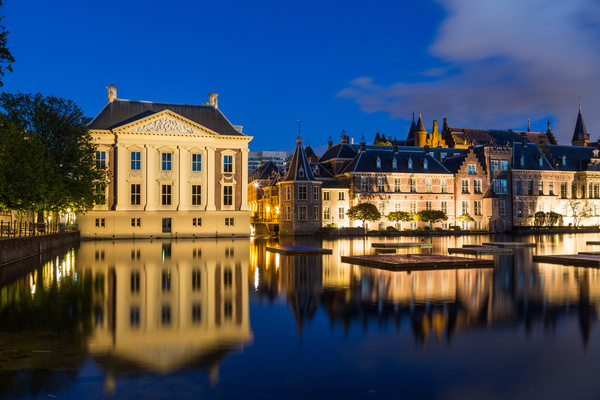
[340,148,450,174]
[87,99,245,137]
[281,134,317,182]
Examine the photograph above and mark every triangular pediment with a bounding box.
[115,110,217,136]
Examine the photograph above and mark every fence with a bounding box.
[0,221,78,239]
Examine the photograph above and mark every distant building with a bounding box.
[248,150,287,173]
[79,86,252,239]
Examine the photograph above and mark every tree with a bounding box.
[0,93,109,216]
[534,211,546,227]
[386,211,413,228]
[568,199,589,226]
[0,2,14,86]
[346,202,381,231]
[414,210,448,226]
[456,214,474,228]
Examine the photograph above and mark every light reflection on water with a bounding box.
[1,233,600,399]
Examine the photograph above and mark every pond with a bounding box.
[1,233,600,399]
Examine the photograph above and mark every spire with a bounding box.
[415,112,426,132]
[406,113,417,142]
[527,114,531,132]
[572,99,589,146]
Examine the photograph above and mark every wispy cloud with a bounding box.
[337,0,600,143]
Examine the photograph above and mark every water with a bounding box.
[2,233,600,399]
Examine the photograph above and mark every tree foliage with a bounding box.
[0,2,14,86]
[534,211,546,227]
[568,199,589,226]
[0,93,109,214]
[346,202,381,229]
[456,214,474,223]
[386,211,413,223]
[546,211,563,227]
[414,210,448,225]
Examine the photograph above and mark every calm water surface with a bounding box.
[2,233,600,399]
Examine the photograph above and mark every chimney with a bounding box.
[327,135,333,149]
[341,134,349,144]
[107,85,118,102]
[208,93,218,109]
[521,131,528,146]
[432,120,439,135]
[393,144,398,153]
[359,141,366,152]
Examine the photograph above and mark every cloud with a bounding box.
[337,0,600,143]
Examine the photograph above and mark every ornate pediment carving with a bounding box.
[130,117,200,135]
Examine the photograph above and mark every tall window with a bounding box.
[410,201,416,215]
[284,206,291,221]
[284,186,291,201]
[223,155,233,173]
[338,191,345,200]
[462,179,469,194]
[441,201,447,214]
[549,181,554,195]
[378,177,385,192]
[441,179,448,193]
[298,185,307,200]
[499,200,506,215]
[131,151,141,170]
[474,201,482,215]
[572,182,578,199]
[313,186,319,200]
[130,271,140,294]
[425,201,432,211]
[161,184,172,205]
[323,190,330,200]
[338,207,345,220]
[96,151,106,167]
[474,180,482,194]
[491,160,498,171]
[394,178,401,192]
[323,206,330,220]
[192,185,202,205]
[299,205,307,220]
[462,200,469,215]
[500,160,508,171]
[162,153,172,171]
[493,180,500,194]
[560,182,567,199]
[223,185,233,206]
[410,178,416,193]
[192,269,201,291]
[192,153,202,171]
[528,201,535,216]
[538,181,544,194]
[313,206,320,220]
[516,180,522,195]
[501,180,507,194]
[468,164,476,175]
[361,177,368,192]
[426,178,432,193]
[528,181,533,195]
[131,184,141,205]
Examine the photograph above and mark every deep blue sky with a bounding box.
[3,0,600,155]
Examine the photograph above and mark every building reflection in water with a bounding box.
[77,239,253,389]
[249,235,600,348]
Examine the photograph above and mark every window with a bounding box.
[462,200,469,215]
[299,205,307,220]
[284,206,291,221]
[426,178,432,193]
[474,180,482,194]
[376,157,381,168]
[493,180,500,194]
[225,217,235,226]
[517,201,523,216]
[549,181,554,195]
[192,304,202,323]
[410,201,416,215]
[582,183,586,199]
[426,200,432,211]
[323,190,330,200]
[501,180,507,194]
[162,152,172,171]
[394,178,401,192]
[96,151,106,167]
[562,156,567,166]
[223,185,233,206]
[499,200,506,215]
[572,182,578,199]
[193,217,202,227]
[528,181,533,195]
[284,186,291,201]
[192,153,202,171]
[491,160,498,171]
[462,179,469,194]
[192,185,202,205]
[162,184,172,205]
[314,187,319,200]
[474,201,482,215]
[441,201,447,214]
[338,207,345,220]
[538,181,544,194]
[560,182,567,199]
[468,164,476,174]
[595,183,599,199]
[392,158,397,169]
[131,218,141,227]
[298,185,307,200]
[394,201,401,211]
[423,160,428,170]
[520,155,525,167]
[538,202,544,212]
[314,206,320,220]
[162,270,171,292]
[161,305,171,325]
[223,155,233,173]
[410,178,416,193]
[408,158,413,169]
[224,268,233,287]
[162,218,171,233]
[378,177,385,192]
[361,177,368,192]
[298,169,305,178]
[441,179,448,193]
[501,160,508,171]
[131,151,141,170]
[323,206,330,220]
[131,184,141,205]
[539,157,543,167]
[131,271,140,294]
[130,307,140,327]
[338,191,345,200]
[516,181,522,195]
[528,201,534,216]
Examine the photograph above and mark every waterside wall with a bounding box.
[0,232,80,266]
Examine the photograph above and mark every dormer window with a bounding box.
[314,165,320,176]
[408,158,413,169]
[376,157,381,169]
[298,168,305,178]
[520,155,524,167]
[392,158,397,169]
[423,159,428,170]
[562,156,567,166]
[538,157,543,167]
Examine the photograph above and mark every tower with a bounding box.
[572,99,590,147]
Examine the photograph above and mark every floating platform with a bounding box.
[579,251,600,255]
[371,243,433,249]
[266,246,332,255]
[462,244,487,248]
[482,242,536,248]
[586,241,600,245]
[374,248,397,254]
[448,247,513,255]
[533,254,600,266]
[341,254,493,271]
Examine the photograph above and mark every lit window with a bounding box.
[162,153,172,171]
[501,160,508,171]
[223,185,233,206]
[338,207,345,220]
[223,155,233,173]
[131,151,141,170]
[192,153,202,171]
[323,190,330,200]
[96,151,106,168]
[468,164,475,174]
[338,191,345,200]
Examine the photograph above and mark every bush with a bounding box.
[449,225,461,231]
[324,223,338,228]
[423,226,432,231]
[385,226,398,231]
[435,227,443,231]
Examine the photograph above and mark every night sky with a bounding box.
[2,0,599,154]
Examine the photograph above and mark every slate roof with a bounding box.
[281,135,317,182]
[443,126,556,146]
[572,109,589,143]
[249,161,283,182]
[544,145,600,172]
[512,142,554,171]
[320,143,359,162]
[340,149,452,175]
[87,99,245,137]
[442,155,467,174]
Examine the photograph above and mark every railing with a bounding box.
[0,222,78,239]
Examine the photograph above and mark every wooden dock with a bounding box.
[533,254,600,266]
[586,241,600,245]
[374,248,397,254]
[482,242,536,248]
[579,251,600,255]
[448,246,513,255]
[371,242,433,249]
[341,254,493,271]
[266,246,332,255]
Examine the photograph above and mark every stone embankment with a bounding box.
[0,232,80,266]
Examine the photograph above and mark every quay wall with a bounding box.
[0,232,80,266]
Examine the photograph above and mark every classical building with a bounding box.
[78,86,252,239]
